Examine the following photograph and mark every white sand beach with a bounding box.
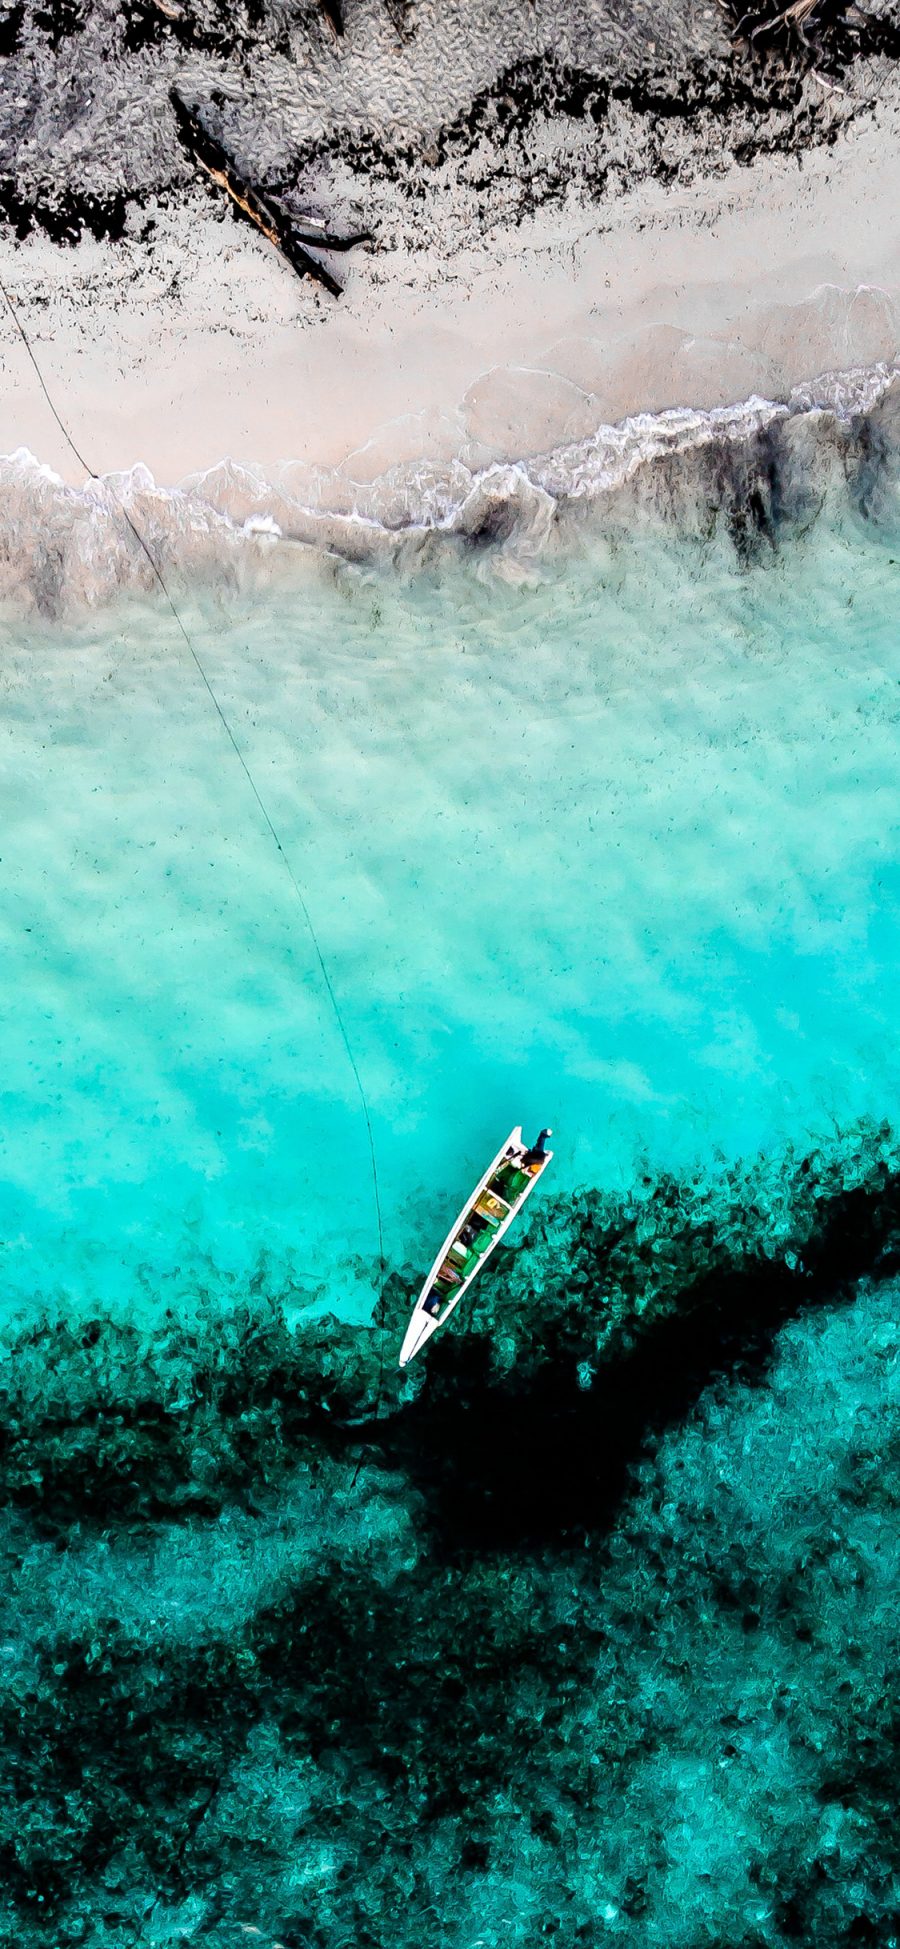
[1,83,898,495]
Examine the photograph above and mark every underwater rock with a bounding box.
[4,1120,900,1545]
[5,1246,900,1944]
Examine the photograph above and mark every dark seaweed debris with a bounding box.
[0,177,131,246]
[31,0,83,45]
[0,2,25,53]
[2,0,898,249]
[281,47,816,226]
[726,0,900,70]
[119,0,290,59]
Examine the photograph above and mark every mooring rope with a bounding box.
[0,276,389,1404]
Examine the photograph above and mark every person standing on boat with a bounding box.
[523,1128,552,1167]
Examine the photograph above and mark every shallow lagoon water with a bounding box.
[1,511,898,1325]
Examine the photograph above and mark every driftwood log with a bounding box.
[725,0,861,58]
[170,88,372,297]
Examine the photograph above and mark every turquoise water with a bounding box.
[4,496,900,1949]
[1,514,898,1329]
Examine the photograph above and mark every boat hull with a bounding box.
[399,1125,552,1367]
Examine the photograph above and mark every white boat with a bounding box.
[399,1126,553,1367]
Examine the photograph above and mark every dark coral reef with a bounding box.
[4,1118,900,1945]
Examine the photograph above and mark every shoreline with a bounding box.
[1,362,897,616]
[1,91,898,497]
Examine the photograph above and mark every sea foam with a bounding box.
[0,363,897,615]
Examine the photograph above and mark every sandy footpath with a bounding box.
[1,88,899,490]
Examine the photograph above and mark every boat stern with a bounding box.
[399,1307,442,1368]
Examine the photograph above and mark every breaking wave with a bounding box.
[1,362,897,614]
